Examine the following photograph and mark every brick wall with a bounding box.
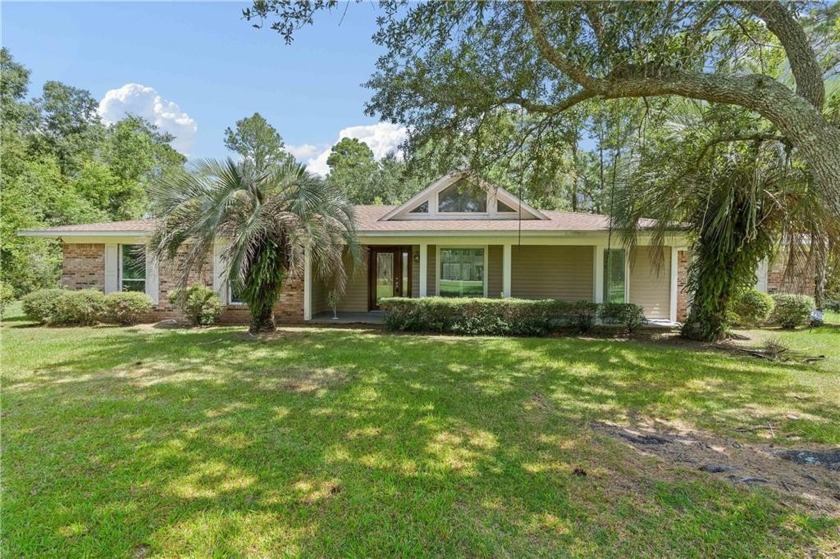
[766,254,813,296]
[61,244,105,290]
[61,242,304,324]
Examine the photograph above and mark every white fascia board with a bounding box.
[356,231,689,246]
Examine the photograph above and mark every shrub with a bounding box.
[825,300,840,312]
[105,292,154,325]
[381,298,659,337]
[571,300,599,333]
[770,293,815,329]
[0,281,15,315]
[21,288,65,324]
[168,285,221,326]
[600,302,646,334]
[52,289,107,325]
[381,297,571,336]
[729,288,775,327]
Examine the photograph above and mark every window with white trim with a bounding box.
[439,248,485,297]
[119,244,146,293]
[603,249,626,303]
[438,180,487,213]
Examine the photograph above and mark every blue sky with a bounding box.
[2,1,405,173]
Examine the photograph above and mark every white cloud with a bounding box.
[285,143,320,160]
[303,122,408,176]
[98,83,197,155]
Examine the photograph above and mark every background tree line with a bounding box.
[1,48,186,295]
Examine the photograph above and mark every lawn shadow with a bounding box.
[3,326,837,556]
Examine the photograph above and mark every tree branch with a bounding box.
[695,132,789,163]
[521,0,601,90]
[503,89,595,114]
[737,1,825,110]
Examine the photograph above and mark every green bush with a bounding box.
[770,293,815,329]
[381,298,651,337]
[729,288,775,327]
[381,297,570,336]
[21,288,65,324]
[571,301,599,333]
[105,292,154,325]
[600,302,646,334]
[168,285,221,326]
[0,281,15,315]
[52,289,107,325]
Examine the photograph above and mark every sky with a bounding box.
[2,1,407,174]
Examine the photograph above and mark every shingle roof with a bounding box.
[20,207,659,236]
[24,219,157,233]
[354,205,657,232]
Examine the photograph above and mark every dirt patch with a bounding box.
[593,420,840,514]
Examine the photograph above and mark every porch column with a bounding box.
[419,243,428,297]
[303,245,312,321]
[502,243,512,298]
[669,246,678,323]
[593,245,604,303]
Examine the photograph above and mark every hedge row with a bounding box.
[380,297,646,336]
[22,289,154,326]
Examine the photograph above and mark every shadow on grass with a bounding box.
[3,326,838,556]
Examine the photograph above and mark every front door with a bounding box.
[369,247,411,310]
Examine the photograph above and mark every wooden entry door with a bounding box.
[369,247,411,310]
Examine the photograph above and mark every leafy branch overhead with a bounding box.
[245,1,840,213]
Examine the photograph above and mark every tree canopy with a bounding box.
[245,1,840,214]
[0,48,186,295]
[224,112,293,170]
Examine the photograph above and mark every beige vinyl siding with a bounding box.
[336,248,369,312]
[487,245,503,299]
[629,246,671,319]
[511,246,594,301]
[427,245,436,295]
[411,245,420,298]
[311,277,330,315]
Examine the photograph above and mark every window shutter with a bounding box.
[145,246,159,304]
[104,244,119,293]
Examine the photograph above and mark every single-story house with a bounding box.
[18,171,799,324]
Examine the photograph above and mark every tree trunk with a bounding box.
[249,303,276,334]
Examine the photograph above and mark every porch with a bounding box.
[304,241,689,323]
[310,311,385,325]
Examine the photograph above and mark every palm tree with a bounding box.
[611,98,837,341]
[150,158,358,333]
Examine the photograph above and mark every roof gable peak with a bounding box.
[380,171,547,222]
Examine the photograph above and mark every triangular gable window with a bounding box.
[410,201,428,213]
[379,171,548,221]
[497,200,516,213]
[438,180,486,213]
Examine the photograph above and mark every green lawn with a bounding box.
[2,306,839,557]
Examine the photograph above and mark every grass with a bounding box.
[2,303,839,557]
